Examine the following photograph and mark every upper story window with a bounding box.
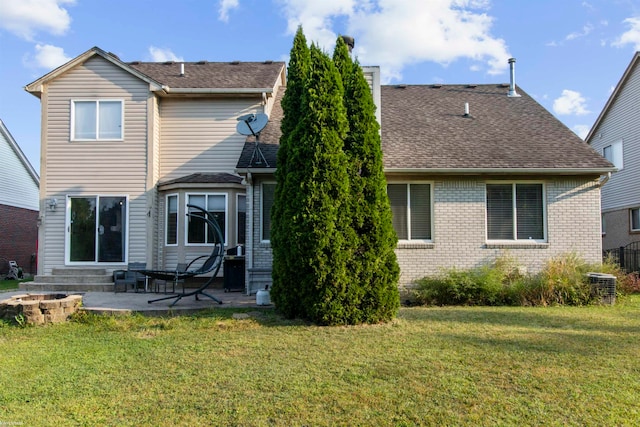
[603,139,623,170]
[261,183,276,242]
[387,183,432,241]
[71,100,123,140]
[631,208,640,232]
[486,183,545,241]
[187,194,227,245]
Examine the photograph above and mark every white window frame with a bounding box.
[387,182,434,242]
[485,181,547,243]
[631,208,640,232]
[70,99,124,141]
[261,182,276,243]
[165,194,179,246]
[237,193,247,245]
[185,193,228,246]
[603,139,623,170]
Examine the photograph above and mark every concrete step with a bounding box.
[20,282,115,293]
[31,268,114,291]
[34,275,114,284]
[51,268,107,276]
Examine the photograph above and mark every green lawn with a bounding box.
[1,296,639,426]
[0,278,26,291]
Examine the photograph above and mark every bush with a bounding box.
[413,254,526,306]
[413,252,627,307]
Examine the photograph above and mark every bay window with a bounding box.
[187,194,227,244]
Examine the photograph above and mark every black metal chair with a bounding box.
[138,205,225,307]
[113,262,147,292]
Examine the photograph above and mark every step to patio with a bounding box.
[25,268,115,292]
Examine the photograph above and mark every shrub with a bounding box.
[413,252,627,307]
[413,254,525,306]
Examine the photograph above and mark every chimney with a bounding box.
[341,36,355,53]
[507,58,520,97]
[180,63,185,77]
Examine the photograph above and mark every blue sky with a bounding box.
[1,0,640,172]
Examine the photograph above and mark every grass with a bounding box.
[0,278,29,291]
[1,297,640,426]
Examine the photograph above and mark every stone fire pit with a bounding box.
[0,293,83,325]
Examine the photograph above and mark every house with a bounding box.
[25,46,613,293]
[586,51,640,252]
[0,119,39,276]
[237,64,614,290]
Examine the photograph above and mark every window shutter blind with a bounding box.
[487,184,514,239]
[388,184,408,239]
[516,184,543,239]
[410,184,431,239]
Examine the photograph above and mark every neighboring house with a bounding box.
[0,119,39,275]
[25,46,613,293]
[586,51,640,251]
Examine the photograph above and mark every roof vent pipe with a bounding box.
[180,63,185,77]
[507,58,520,97]
[464,102,470,117]
[341,36,355,53]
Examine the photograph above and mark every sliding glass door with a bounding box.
[68,196,127,263]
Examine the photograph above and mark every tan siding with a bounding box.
[40,56,151,272]
[159,98,262,180]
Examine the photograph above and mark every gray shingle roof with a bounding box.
[128,61,285,89]
[159,173,243,186]
[236,83,614,172]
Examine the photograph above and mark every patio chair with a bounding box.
[138,205,225,307]
[113,262,147,293]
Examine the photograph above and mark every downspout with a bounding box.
[599,172,611,187]
[245,172,253,295]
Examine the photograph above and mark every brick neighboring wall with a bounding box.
[0,204,38,274]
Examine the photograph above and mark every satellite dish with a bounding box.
[236,113,269,136]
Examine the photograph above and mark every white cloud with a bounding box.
[612,16,640,50]
[276,0,510,83]
[565,23,593,41]
[572,124,591,140]
[0,0,75,40]
[218,0,239,22]
[23,43,71,70]
[148,46,184,62]
[553,89,590,116]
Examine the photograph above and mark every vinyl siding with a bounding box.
[0,124,39,211]
[590,60,640,211]
[39,55,151,273]
[159,98,262,181]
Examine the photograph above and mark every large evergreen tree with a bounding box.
[272,30,399,324]
[333,37,400,323]
[283,44,353,324]
[271,27,310,317]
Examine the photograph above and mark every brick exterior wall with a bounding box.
[248,176,604,290]
[0,204,38,275]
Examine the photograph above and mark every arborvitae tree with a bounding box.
[273,42,354,324]
[333,36,400,323]
[270,27,310,318]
